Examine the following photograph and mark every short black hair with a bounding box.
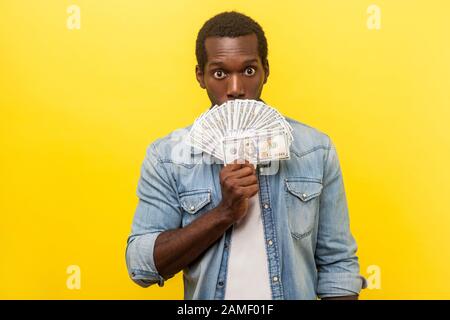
[195,11,268,72]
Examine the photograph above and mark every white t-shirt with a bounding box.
[224,192,272,300]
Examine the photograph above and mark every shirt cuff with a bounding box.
[126,232,165,288]
[130,269,165,288]
[317,272,368,299]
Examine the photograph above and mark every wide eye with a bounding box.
[213,70,227,79]
[244,67,256,76]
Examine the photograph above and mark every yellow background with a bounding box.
[1,0,449,299]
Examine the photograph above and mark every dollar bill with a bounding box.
[222,129,290,165]
[256,129,290,162]
[223,135,258,165]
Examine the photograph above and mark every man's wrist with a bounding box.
[214,202,235,227]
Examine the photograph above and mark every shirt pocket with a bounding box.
[179,189,213,227]
[284,178,323,240]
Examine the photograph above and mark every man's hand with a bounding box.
[218,161,259,223]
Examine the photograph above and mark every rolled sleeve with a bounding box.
[126,231,165,287]
[317,273,368,298]
[125,143,182,288]
[315,137,367,299]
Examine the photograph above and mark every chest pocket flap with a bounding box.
[285,179,323,201]
[179,189,212,214]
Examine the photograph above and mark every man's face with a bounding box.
[196,33,269,106]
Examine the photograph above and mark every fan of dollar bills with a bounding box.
[187,99,293,165]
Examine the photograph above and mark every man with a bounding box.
[125,11,367,300]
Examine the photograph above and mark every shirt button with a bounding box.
[263,203,269,209]
[189,205,195,211]
[268,240,273,246]
[218,281,224,287]
[301,193,307,199]
[273,276,279,282]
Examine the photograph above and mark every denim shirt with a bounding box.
[125,117,367,299]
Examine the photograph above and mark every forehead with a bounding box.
[204,34,260,67]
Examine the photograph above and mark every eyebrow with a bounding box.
[208,58,259,67]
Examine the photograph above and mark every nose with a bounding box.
[226,74,245,99]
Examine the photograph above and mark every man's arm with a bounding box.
[125,144,182,287]
[154,205,233,279]
[125,143,259,287]
[314,137,367,299]
[154,162,259,279]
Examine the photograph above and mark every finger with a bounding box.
[224,162,244,172]
[240,184,259,198]
[227,166,255,179]
[230,174,258,187]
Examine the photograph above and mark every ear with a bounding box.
[263,60,270,84]
[195,65,206,89]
